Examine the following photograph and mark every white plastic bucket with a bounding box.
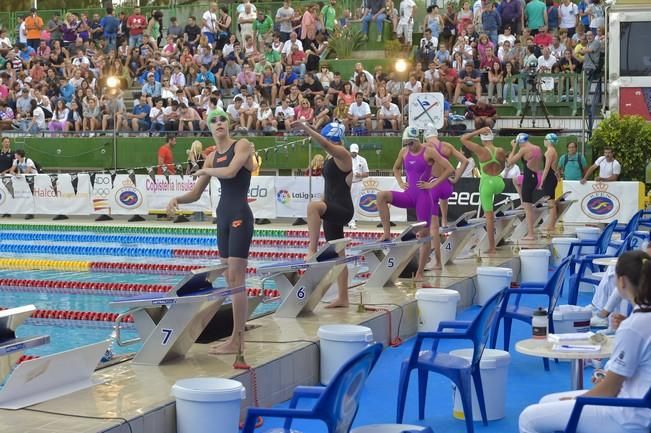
[318,324,374,385]
[553,305,592,334]
[551,237,578,267]
[171,378,245,433]
[450,349,511,421]
[475,267,513,306]
[351,425,433,433]
[519,249,551,283]
[575,227,601,254]
[416,289,460,332]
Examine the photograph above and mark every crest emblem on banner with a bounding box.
[581,183,620,220]
[115,180,144,210]
[358,179,380,217]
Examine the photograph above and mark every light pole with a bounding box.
[395,58,408,130]
[106,76,120,171]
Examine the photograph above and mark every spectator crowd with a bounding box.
[0,0,605,136]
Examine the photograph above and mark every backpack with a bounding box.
[562,153,584,174]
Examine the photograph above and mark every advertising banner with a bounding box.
[33,174,92,215]
[211,176,276,218]
[274,176,324,218]
[104,174,149,215]
[561,181,643,223]
[0,176,35,215]
[353,177,408,222]
[146,175,211,212]
[444,178,523,221]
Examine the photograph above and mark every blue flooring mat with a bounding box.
[256,287,599,433]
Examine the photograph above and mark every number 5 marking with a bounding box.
[387,257,395,268]
[161,328,173,345]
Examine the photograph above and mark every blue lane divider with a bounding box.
[0,244,174,258]
[0,231,215,246]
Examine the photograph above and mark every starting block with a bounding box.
[477,201,526,251]
[507,195,551,242]
[110,265,237,365]
[0,305,109,409]
[258,239,358,318]
[540,192,575,228]
[352,222,430,289]
[439,211,486,265]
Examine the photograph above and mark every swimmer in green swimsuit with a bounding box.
[460,127,507,253]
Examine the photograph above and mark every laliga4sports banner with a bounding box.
[561,181,643,224]
[274,176,324,218]
[33,174,92,215]
[210,176,276,219]
[146,175,211,213]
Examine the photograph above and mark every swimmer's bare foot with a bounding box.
[378,234,392,242]
[208,339,242,355]
[486,248,498,254]
[430,261,442,271]
[325,297,350,308]
[414,272,425,282]
[522,235,536,241]
[305,249,317,262]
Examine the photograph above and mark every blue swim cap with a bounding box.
[516,133,529,144]
[320,122,346,143]
[545,133,558,144]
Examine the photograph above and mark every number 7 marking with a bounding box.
[162,328,173,345]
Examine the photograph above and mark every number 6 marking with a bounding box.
[297,286,306,299]
[161,328,173,345]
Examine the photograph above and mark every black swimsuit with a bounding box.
[213,141,254,259]
[322,157,354,241]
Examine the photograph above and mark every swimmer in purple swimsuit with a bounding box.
[376,126,454,280]
[422,126,463,269]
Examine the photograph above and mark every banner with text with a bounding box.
[210,176,276,219]
[146,175,211,213]
[561,181,643,224]
[33,174,92,215]
[274,176,324,218]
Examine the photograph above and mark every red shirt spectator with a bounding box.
[534,29,553,47]
[157,136,176,175]
[127,9,147,36]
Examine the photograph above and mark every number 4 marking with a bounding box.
[444,242,452,250]
[161,328,173,345]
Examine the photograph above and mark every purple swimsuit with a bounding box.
[391,148,436,224]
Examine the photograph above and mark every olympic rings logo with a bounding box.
[94,188,111,197]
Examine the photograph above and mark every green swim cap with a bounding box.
[207,108,230,127]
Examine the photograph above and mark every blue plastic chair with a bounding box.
[563,386,651,433]
[489,256,572,371]
[567,232,640,306]
[241,343,383,433]
[396,290,506,433]
[612,210,642,237]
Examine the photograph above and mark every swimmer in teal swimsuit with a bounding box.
[460,127,506,253]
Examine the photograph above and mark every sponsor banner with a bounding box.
[90,173,113,214]
[33,174,92,215]
[0,176,35,214]
[146,175,211,213]
[562,181,643,223]
[274,176,324,218]
[106,174,149,215]
[353,177,408,222]
[210,176,276,218]
[445,178,523,221]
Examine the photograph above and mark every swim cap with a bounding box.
[402,126,420,143]
[516,133,529,144]
[320,121,346,143]
[480,130,494,141]
[423,124,438,139]
[207,108,230,127]
[544,133,558,144]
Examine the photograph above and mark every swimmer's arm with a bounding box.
[459,131,483,155]
[175,157,212,204]
[507,144,524,166]
[393,148,406,186]
[541,149,553,187]
[195,140,253,179]
[448,144,469,181]
[426,147,454,187]
[297,121,352,170]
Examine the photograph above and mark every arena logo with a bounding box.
[358,179,380,217]
[115,187,144,210]
[276,189,291,204]
[581,183,620,220]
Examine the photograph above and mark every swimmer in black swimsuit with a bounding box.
[167,108,256,355]
[293,120,354,308]
[508,133,544,241]
[541,133,560,232]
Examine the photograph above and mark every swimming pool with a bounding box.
[0,224,373,357]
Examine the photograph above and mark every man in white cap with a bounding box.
[348,143,369,230]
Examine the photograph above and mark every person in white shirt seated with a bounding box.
[581,147,621,183]
[376,96,401,131]
[274,97,295,130]
[345,92,372,132]
[519,250,651,433]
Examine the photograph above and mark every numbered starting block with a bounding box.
[437,211,486,265]
[477,203,526,252]
[351,222,430,289]
[110,265,236,365]
[0,305,109,409]
[257,239,358,318]
[540,192,575,228]
[507,195,551,242]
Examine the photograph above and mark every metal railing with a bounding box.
[504,72,580,117]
